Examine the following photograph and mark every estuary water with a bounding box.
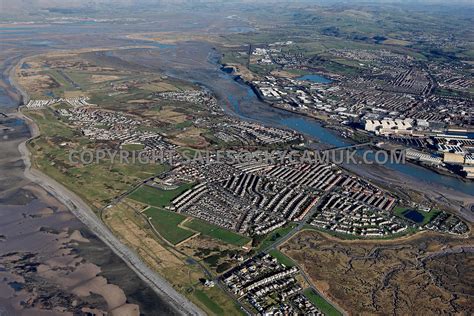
[242,96,474,195]
[112,40,473,196]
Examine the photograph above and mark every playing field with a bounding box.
[129,183,194,208]
[144,207,195,245]
[183,218,251,246]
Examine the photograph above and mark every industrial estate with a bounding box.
[1,1,473,315]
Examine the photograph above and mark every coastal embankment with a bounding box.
[10,66,204,315]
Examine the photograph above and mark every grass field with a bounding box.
[183,218,251,246]
[25,109,168,209]
[144,207,195,244]
[255,223,297,252]
[393,206,441,226]
[303,288,342,316]
[268,249,295,267]
[194,289,224,315]
[129,183,194,208]
[193,286,246,316]
[103,202,244,316]
[25,109,75,138]
[121,143,145,151]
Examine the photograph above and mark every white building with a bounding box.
[365,118,414,135]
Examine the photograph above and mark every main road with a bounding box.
[16,109,205,316]
[7,53,204,315]
[258,190,348,316]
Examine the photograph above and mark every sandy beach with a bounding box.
[0,55,201,315]
[11,84,204,315]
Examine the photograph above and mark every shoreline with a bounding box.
[227,73,474,206]
[15,109,205,316]
[9,66,205,315]
[236,73,473,183]
[7,46,472,315]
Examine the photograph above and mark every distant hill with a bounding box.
[1,0,472,14]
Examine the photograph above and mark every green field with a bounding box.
[268,249,295,267]
[194,290,224,315]
[129,183,194,208]
[25,109,74,138]
[393,206,441,226]
[121,143,145,151]
[144,207,195,244]
[255,223,297,252]
[303,288,342,316]
[183,218,251,246]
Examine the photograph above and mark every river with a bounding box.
[0,28,471,313]
[107,41,473,198]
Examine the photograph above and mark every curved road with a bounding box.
[16,110,205,316]
[259,191,347,316]
[7,55,205,315]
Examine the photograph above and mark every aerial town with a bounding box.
[3,1,473,315]
[24,89,469,244]
[20,55,470,315]
[223,254,320,315]
[230,43,474,179]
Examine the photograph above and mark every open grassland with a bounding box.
[268,249,295,267]
[121,143,145,151]
[128,183,194,208]
[25,109,74,138]
[104,202,245,316]
[194,289,224,314]
[303,288,342,316]
[177,234,248,275]
[169,127,210,149]
[154,106,189,124]
[24,108,168,209]
[281,230,473,315]
[192,285,245,316]
[144,207,195,245]
[254,223,297,252]
[183,218,251,247]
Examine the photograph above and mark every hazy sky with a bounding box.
[1,0,473,13]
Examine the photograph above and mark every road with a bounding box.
[257,190,347,316]
[16,110,206,316]
[18,104,344,316]
[121,190,254,316]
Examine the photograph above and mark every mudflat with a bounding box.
[0,110,177,315]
